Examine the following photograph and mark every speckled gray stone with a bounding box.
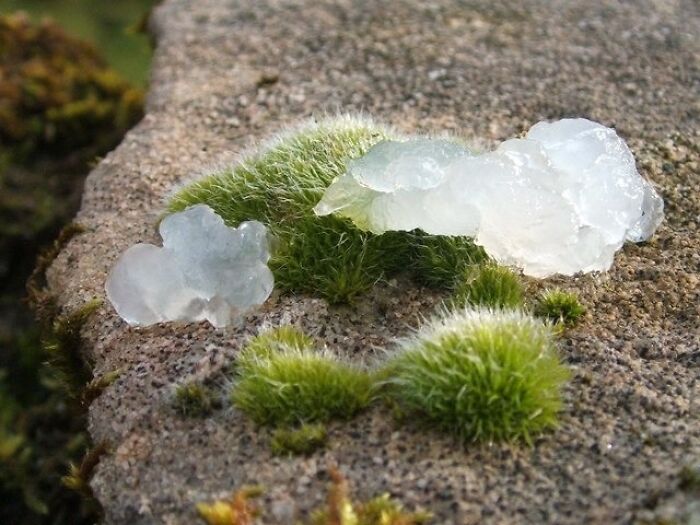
[46,1,699,523]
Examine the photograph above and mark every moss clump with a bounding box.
[231,327,375,425]
[384,308,570,444]
[309,466,431,525]
[241,324,314,363]
[533,288,585,327]
[168,116,483,303]
[172,382,215,417]
[196,485,263,525]
[452,264,524,309]
[270,423,328,457]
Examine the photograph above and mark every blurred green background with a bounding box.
[0,1,156,523]
[0,0,157,86]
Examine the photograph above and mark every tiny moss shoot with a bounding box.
[232,327,375,426]
[533,288,585,326]
[81,369,120,408]
[385,308,569,444]
[168,116,482,303]
[452,264,524,309]
[270,423,328,457]
[43,299,102,398]
[309,466,431,525]
[679,463,700,492]
[196,485,263,525]
[173,382,215,417]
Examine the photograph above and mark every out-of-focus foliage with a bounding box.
[0,10,147,525]
[0,12,143,161]
[0,0,157,86]
[0,13,144,293]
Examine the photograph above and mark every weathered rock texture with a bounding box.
[47,1,699,523]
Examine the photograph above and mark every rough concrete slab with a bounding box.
[47,0,699,523]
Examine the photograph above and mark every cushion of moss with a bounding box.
[386,311,570,443]
[232,348,374,425]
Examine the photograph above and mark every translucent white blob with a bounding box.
[314,118,664,277]
[106,205,273,327]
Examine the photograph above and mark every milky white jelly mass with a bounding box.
[314,118,664,277]
[106,205,273,327]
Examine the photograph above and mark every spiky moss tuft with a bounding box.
[172,382,215,417]
[270,423,328,456]
[240,324,314,363]
[533,288,585,327]
[231,327,375,426]
[167,116,482,303]
[384,308,570,444]
[452,264,524,309]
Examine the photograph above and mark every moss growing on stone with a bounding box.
[384,308,570,444]
[240,325,314,363]
[61,442,107,506]
[168,116,483,303]
[172,382,215,417]
[452,264,524,309]
[196,485,264,525]
[43,299,102,398]
[309,466,431,525]
[231,327,375,425]
[533,288,585,327]
[270,423,328,456]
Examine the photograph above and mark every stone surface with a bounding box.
[46,1,699,524]
[105,205,273,328]
[315,118,664,277]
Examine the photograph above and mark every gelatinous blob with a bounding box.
[315,118,663,277]
[106,205,273,327]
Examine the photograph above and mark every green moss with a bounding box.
[309,467,431,525]
[452,264,524,309]
[270,423,328,456]
[408,234,488,289]
[240,325,314,363]
[60,442,107,506]
[172,382,215,417]
[533,289,585,327]
[231,327,375,425]
[679,463,700,492]
[43,299,102,398]
[168,116,482,303]
[80,369,120,408]
[384,308,570,444]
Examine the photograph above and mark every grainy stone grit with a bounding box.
[46,1,699,523]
